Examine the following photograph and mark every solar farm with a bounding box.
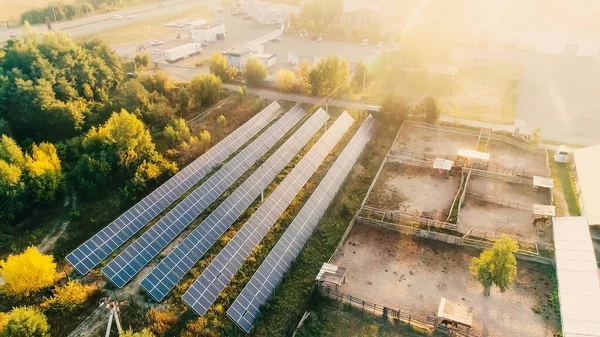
[65,101,375,332]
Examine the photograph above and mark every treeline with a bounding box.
[0,26,225,227]
[274,55,349,96]
[20,0,154,24]
[20,2,94,24]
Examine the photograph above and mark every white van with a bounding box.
[361,39,369,46]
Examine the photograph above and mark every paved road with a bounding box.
[0,0,217,43]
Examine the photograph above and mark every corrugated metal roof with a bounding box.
[552,216,600,337]
[573,145,600,225]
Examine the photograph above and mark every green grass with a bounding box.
[548,152,580,216]
[296,295,438,337]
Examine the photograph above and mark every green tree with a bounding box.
[294,61,312,93]
[469,236,518,296]
[0,307,49,337]
[0,160,25,223]
[208,52,230,81]
[163,118,191,147]
[134,53,151,70]
[120,329,154,337]
[74,110,176,199]
[308,55,349,96]
[379,94,409,125]
[414,96,441,123]
[243,58,267,87]
[0,246,58,297]
[189,74,222,108]
[276,69,296,93]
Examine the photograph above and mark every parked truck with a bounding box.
[164,43,202,63]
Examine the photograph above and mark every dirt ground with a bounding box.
[368,164,460,221]
[392,125,478,160]
[467,176,550,207]
[486,141,548,177]
[459,197,553,243]
[333,223,557,337]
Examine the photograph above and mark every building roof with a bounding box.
[187,19,208,27]
[433,158,454,171]
[552,216,600,337]
[316,263,347,286]
[533,175,553,189]
[436,298,473,327]
[533,204,555,217]
[457,148,490,161]
[573,144,600,225]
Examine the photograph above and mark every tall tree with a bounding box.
[189,74,222,108]
[469,236,518,296]
[0,246,58,297]
[414,96,441,123]
[308,55,349,96]
[208,52,231,81]
[134,53,151,70]
[276,69,296,93]
[0,306,49,337]
[243,58,267,87]
[379,94,409,125]
[25,143,63,205]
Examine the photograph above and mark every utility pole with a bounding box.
[51,5,58,22]
[362,66,367,92]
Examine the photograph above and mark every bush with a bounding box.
[146,309,177,336]
[243,58,267,87]
[0,307,49,337]
[0,246,58,297]
[276,70,296,93]
[41,281,98,314]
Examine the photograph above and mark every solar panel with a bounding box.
[65,102,282,275]
[140,109,329,302]
[101,106,305,288]
[227,115,376,332]
[182,111,354,316]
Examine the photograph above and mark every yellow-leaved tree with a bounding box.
[0,246,58,297]
[41,281,98,314]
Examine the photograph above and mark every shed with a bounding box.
[434,298,473,332]
[552,216,600,337]
[533,204,556,217]
[316,263,347,289]
[533,175,554,202]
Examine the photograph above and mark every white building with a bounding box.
[191,24,226,44]
[226,47,253,70]
[511,29,600,56]
[240,0,299,25]
[553,216,600,337]
[252,53,276,68]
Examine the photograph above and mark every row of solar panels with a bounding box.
[182,111,356,316]
[102,105,306,288]
[228,115,375,331]
[66,102,374,332]
[66,101,283,275]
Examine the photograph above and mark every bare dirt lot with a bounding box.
[467,176,550,207]
[333,223,558,337]
[459,197,553,243]
[486,140,548,177]
[367,163,460,221]
[392,125,478,160]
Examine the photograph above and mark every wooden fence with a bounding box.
[318,284,479,337]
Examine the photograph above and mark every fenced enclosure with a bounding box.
[317,284,480,337]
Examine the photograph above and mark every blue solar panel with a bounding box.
[227,115,375,332]
[102,106,305,287]
[65,102,282,275]
[181,111,354,316]
[140,109,329,302]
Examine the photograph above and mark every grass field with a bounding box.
[0,0,74,23]
[92,6,213,45]
[548,152,580,216]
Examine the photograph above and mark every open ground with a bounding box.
[332,222,558,337]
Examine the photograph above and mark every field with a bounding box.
[91,6,213,45]
[0,0,72,23]
[332,223,558,337]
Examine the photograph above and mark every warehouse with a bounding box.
[240,0,299,25]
